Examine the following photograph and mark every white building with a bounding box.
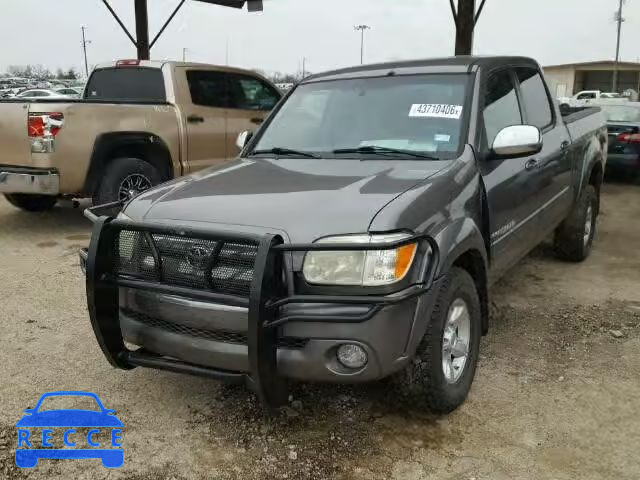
[543,60,640,98]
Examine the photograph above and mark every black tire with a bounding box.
[393,267,482,414]
[554,185,597,262]
[92,157,163,207]
[3,194,57,212]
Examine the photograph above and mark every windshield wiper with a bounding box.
[332,145,439,160]
[250,147,320,159]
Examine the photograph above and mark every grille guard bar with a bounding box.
[81,203,440,409]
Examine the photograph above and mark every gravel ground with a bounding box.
[1,183,639,480]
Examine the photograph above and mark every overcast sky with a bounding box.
[1,0,639,75]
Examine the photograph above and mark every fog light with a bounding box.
[336,344,368,369]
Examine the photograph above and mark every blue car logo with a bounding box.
[15,391,123,468]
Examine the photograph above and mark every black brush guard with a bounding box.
[80,201,440,409]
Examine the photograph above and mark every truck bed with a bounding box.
[561,106,607,144]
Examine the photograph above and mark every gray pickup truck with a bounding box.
[82,56,607,413]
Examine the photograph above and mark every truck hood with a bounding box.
[126,157,450,242]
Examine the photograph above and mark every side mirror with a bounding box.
[491,125,542,159]
[235,130,254,151]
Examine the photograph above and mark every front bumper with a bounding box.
[81,202,440,407]
[117,285,442,383]
[0,165,59,195]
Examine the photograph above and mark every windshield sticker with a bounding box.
[409,104,463,119]
[434,134,451,142]
[360,139,437,152]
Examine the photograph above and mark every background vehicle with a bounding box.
[598,102,640,179]
[81,56,607,413]
[0,60,281,212]
[559,90,626,108]
[54,87,82,98]
[14,89,69,99]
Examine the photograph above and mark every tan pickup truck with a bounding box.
[0,60,281,211]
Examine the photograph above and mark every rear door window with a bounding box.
[515,67,553,130]
[483,69,522,145]
[85,68,166,102]
[186,70,228,108]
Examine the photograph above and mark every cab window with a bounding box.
[186,70,228,108]
[227,74,280,111]
[483,69,522,146]
[514,67,553,130]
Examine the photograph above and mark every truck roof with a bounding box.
[93,60,266,76]
[303,56,539,83]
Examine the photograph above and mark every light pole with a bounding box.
[613,0,626,92]
[81,26,91,78]
[354,25,371,65]
[182,47,188,61]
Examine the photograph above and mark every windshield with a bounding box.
[252,74,469,159]
[601,105,640,122]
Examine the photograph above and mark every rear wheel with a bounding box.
[554,185,597,262]
[4,193,57,212]
[393,267,482,414]
[92,157,162,208]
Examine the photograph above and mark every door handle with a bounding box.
[525,159,539,171]
[560,141,570,151]
[187,115,204,123]
[250,117,264,125]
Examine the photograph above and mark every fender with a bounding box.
[83,132,175,195]
[432,217,488,279]
[577,129,606,198]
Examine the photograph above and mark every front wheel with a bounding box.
[554,185,597,262]
[393,267,482,414]
[4,193,57,212]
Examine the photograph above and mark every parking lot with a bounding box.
[0,182,639,480]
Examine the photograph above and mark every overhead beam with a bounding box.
[474,0,487,25]
[101,0,263,61]
[150,0,187,49]
[101,0,137,47]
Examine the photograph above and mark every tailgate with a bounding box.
[0,102,30,166]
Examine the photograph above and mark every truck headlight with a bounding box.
[302,233,418,286]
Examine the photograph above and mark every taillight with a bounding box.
[28,115,45,137]
[27,113,64,138]
[27,112,64,154]
[617,132,640,144]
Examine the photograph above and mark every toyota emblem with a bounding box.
[186,245,210,267]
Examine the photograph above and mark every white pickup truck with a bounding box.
[559,90,626,108]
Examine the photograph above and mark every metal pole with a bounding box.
[182,48,187,62]
[354,25,370,65]
[134,0,150,60]
[302,57,306,78]
[455,0,476,55]
[613,0,624,92]
[81,26,90,78]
